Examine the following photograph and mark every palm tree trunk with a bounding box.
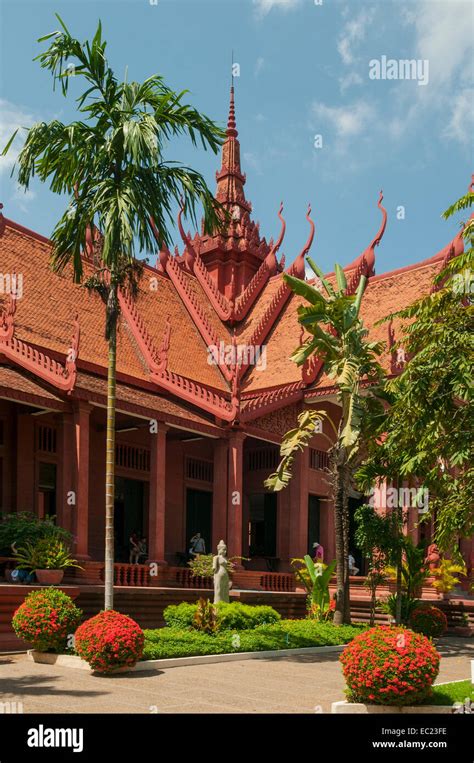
[370,582,376,627]
[395,497,403,625]
[333,467,345,626]
[104,284,118,611]
[342,485,351,624]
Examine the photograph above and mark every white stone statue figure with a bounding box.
[213,540,230,604]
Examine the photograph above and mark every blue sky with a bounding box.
[0,0,472,275]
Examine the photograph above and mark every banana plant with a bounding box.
[266,257,387,624]
[292,555,337,620]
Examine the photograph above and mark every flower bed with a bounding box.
[340,625,440,706]
[12,588,82,652]
[163,601,281,631]
[143,620,365,660]
[75,610,144,673]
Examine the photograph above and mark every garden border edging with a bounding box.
[27,643,345,672]
[331,700,454,714]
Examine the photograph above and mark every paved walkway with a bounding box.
[0,638,472,714]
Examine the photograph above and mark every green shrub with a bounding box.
[12,588,82,652]
[163,602,197,629]
[188,554,247,579]
[163,600,281,631]
[75,610,144,673]
[142,619,365,660]
[0,512,72,556]
[408,605,447,638]
[340,626,440,706]
[218,602,281,630]
[381,593,421,624]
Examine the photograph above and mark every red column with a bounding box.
[74,402,92,560]
[227,431,245,559]
[16,413,35,512]
[148,423,168,564]
[212,439,228,551]
[58,412,74,534]
[287,447,309,564]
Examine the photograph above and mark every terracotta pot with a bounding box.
[35,569,64,585]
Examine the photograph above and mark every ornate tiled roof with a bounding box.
[0,90,467,427]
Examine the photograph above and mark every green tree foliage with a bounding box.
[3,16,225,609]
[357,189,474,555]
[266,260,386,624]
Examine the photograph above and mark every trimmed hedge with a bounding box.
[163,601,281,631]
[143,619,365,660]
[75,610,144,673]
[408,605,447,638]
[340,626,440,706]
[12,588,82,653]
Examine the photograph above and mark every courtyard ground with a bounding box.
[0,638,472,714]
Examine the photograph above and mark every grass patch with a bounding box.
[142,619,366,660]
[427,680,474,706]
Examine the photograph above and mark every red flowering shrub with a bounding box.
[409,606,447,638]
[12,588,82,652]
[340,625,440,706]
[75,610,144,673]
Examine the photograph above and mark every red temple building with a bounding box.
[0,87,472,590]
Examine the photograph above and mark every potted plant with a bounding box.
[14,538,82,585]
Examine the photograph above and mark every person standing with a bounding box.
[348,552,359,576]
[189,532,206,559]
[129,531,141,564]
[312,541,324,563]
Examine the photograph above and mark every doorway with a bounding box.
[248,493,277,558]
[114,477,146,562]
[349,496,365,574]
[308,494,321,556]
[186,488,212,555]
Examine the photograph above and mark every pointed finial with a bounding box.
[227,85,238,137]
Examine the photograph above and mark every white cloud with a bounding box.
[337,9,375,66]
[391,0,474,147]
[339,72,363,93]
[413,0,473,87]
[442,88,474,146]
[253,0,301,19]
[243,151,264,176]
[311,100,375,139]
[12,183,36,213]
[0,99,34,176]
[254,57,265,77]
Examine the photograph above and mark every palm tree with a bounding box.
[3,16,225,610]
[265,262,385,624]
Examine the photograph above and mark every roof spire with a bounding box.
[227,85,237,137]
[215,83,251,213]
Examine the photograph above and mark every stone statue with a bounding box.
[213,540,230,604]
